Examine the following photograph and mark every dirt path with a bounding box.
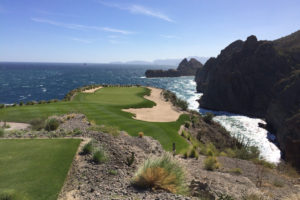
[122,87,182,122]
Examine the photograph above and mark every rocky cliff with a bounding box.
[145,58,203,78]
[195,30,300,169]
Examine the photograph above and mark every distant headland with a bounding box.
[145,58,203,78]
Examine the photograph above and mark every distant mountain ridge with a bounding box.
[195,30,300,169]
[110,56,209,66]
[145,58,203,78]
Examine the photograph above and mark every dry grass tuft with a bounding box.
[132,153,187,194]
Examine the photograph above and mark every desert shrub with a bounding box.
[138,132,144,138]
[109,169,118,175]
[203,112,214,124]
[44,118,60,131]
[252,159,275,169]
[93,148,108,164]
[184,121,190,128]
[204,156,220,171]
[126,152,135,166]
[132,154,187,194]
[187,147,199,159]
[224,148,235,157]
[218,194,235,200]
[81,141,93,155]
[29,118,45,131]
[176,98,188,111]
[72,128,82,136]
[199,143,219,156]
[0,128,5,137]
[235,146,260,160]
[228,168,242,175]
[273,179,284,187]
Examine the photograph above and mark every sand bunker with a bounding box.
[122,87,182,122]
[82,86,102,93]
[0,122,30,131]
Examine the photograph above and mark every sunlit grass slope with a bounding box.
[0,139,81,200]
[0,87,189,152]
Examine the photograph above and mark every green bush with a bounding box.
[132,154,187,194]
[0,104,4,109]
[109,169,118,175]
[29,118,45,131]
[204,156,220,171]
[44,118,60,131]
[235,146,259,160]
[19,101,23,106]
[92,148,108,164]
[176,99,188,111]
[0,128,5,137]
[203,112,214,124]
[126,152,135,166]
[81,141,93,155]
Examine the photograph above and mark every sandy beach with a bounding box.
[122,87,182,122]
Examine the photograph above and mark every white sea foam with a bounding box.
[168,78,281,164]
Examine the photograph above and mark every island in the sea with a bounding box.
[145,58,203,78]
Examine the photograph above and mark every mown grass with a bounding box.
[0,139,81,200]
[0,87,189,153]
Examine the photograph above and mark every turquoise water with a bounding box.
[0,62,280,163]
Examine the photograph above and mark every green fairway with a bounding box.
[0,139,81,200]
[0,87,189,152]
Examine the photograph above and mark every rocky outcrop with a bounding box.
[145,58,203,78]
[195,30,300,169]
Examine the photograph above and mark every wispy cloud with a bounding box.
[98,1,174,22]
[36,10,77,18]
[31,17,133,34]
[70,37,92,44]
[160,34,180,39]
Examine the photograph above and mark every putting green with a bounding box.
[0,139,81,200]
[0,87,189,152]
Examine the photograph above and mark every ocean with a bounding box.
[0,62,281,163]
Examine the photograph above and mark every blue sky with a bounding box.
[0,0,300,63]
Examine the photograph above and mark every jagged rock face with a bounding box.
[195,30,300,169]
[145,58,203,78]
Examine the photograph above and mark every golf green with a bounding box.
[0,139,81,200]
[0,87,189,152]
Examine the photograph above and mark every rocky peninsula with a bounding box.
[145,58,203,78]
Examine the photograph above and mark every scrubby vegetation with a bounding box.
[132,154,187,194]
[92,147,108,164]
[81,141,94,155]
[204,156,220,171]
[162,90,188,111]
[138,131,144,138]
[29,118,45,131]
[203,112,214,124]
[45,118,60,131]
